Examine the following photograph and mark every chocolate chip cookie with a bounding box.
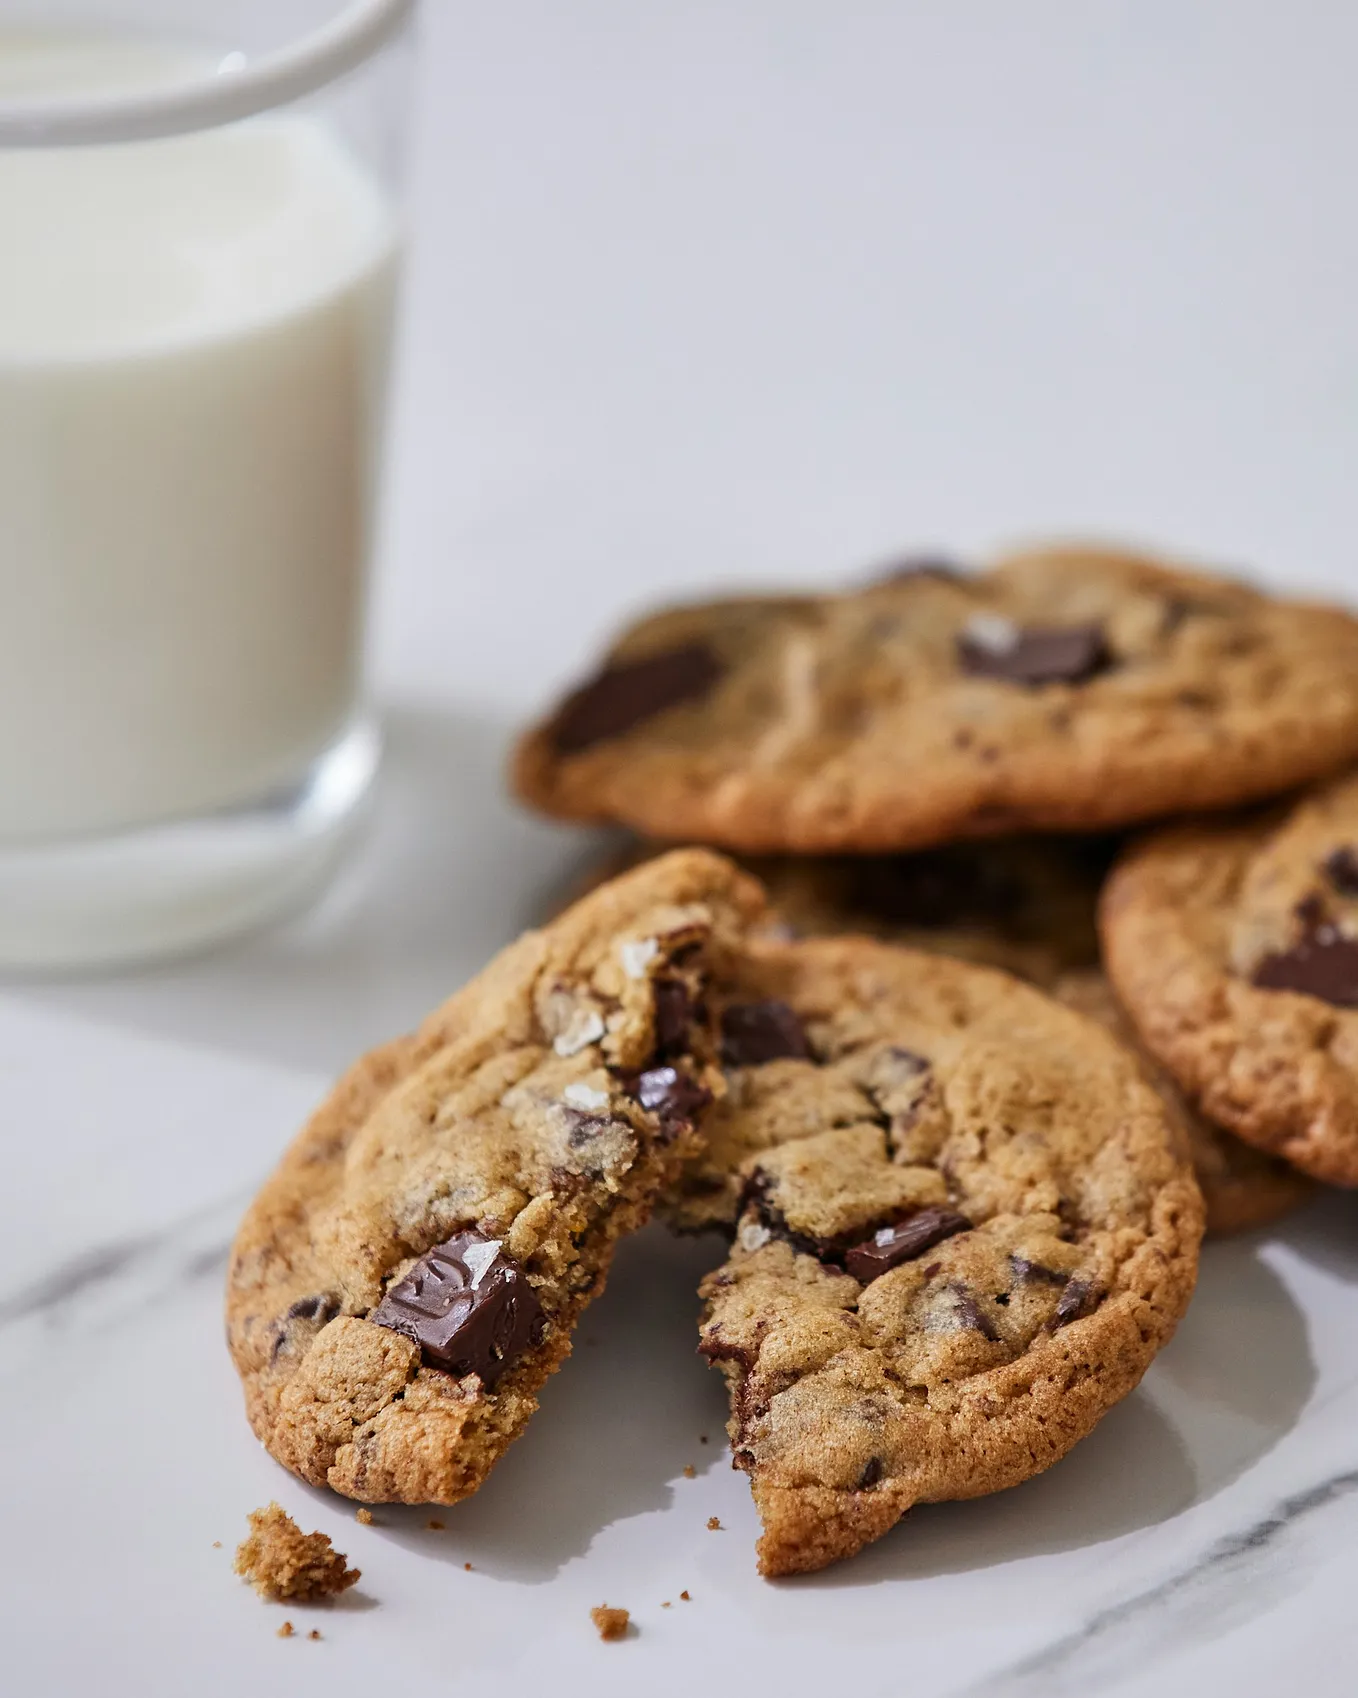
[226,849,765,1505]
[694,936,1203,1575]
[1103,769,1358,1185]
[513,545,1358,852]
[1052,970,1313,1235]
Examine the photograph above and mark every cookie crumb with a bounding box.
[591,1605,630,1642]
[682,1465,695,1479]
[308,1630,322,1642]
[427,1518,445,1531]
[699,1434,708,1444]
[277,1621,294,1639]
[680,1590,691,1601]
[706,1516,722,1531]
[355,1509,373,1526]
[212,1540,221,1548]
[463,1562,473,1572]
[234,1503,360,1602]
[662,1600,671,1608]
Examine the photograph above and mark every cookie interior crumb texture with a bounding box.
[233,1503,360,1603]
[226,849,766,1509]
[590,1605,630,1641]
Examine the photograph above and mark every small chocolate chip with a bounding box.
[844,1207,970,1283]
[1324,847,1358,897]
[369,1231,545,1386]
[1252,934,1358,1008]
[957,620,1110,687]
[652,978,692,1059]
[857,1456,885,1489]
[720,1000,810,1067]
[1008,1255,1068,1287]
[550,641,724,754]
[1051,1277,1099,1329]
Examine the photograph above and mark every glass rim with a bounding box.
[0,0,416,147]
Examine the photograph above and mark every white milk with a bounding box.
[0,34,398,839]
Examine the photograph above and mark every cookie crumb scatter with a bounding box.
[355,1509,373,1526]
[427,1518,444,1531]
[706,1516,722,1531]
[308,1630,322,1642]
[682,1464,695,1479]
[680,1590,691,1601]
[591,1605,630,1642]
[233,1503,360,1602]
[463,1562,473,1572]
[699,1435,708,1444]
[212,1541,221,1549]
[662,1601,671,1609]
[277,1621,294,1639]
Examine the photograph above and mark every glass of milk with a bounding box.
[0,1,413,968]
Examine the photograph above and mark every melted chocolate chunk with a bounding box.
[1252,933,1358,1008]
[369,1230,545,1386]
[652,978,692,1058]
[1051,1277,1099,1329]
[628,1063,711,1130]
[844,1207,970,1283]
[550,642,724,754]
[1008,1255,1068,1287]
[283,1292,340,1326]
[857,1456,885,1490]
[957,620,1111,687]
[1324,847,1358,897]
[720,1001,810,1067]
[949,1286,1001,1342]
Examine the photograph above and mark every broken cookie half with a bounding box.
[692,936,1203,1575]
[226,848,765,1506]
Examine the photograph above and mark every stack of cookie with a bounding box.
[227,544,1358,1580]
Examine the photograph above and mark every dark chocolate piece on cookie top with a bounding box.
[1324,846,1358,896]
[1252,931,1358,1008]
[549,641,724,754]
[621,1063,712,1132]
[720,1000,811,1067]
[1051,1276,1101,1329]
[957,615,1110,687]
[843,1207,969,1282]
[651,977,693,1058]
[370,1231,545,1386]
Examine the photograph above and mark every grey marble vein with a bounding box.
[962,1469,1358,1698]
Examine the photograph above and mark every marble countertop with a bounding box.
[8,4,1358,1692]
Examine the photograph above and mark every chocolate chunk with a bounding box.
[720,1001,810,1067]
[629,1063,712,1129]
[283,1292,340,1326]
[1324,847,1358,897]
[950,1286,1001,1341]
[564,1111,618,1148]
[550,642,724,754]
[857,1456,885,1489]
[844,1207,969,1282]
[1296,893,1331,930]
[1252,934,1358,1008]
[1051,1277,1099,1328]
[957,619,1111,687]
[369,1230,545,1386]
[652,978,692,1058]
[1008,1255,1068,1286]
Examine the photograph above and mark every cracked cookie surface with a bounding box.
[226,849,765,1505]
[693,936,1203,1575]
[513,545,1358,853]
[1103,769,1358,1185]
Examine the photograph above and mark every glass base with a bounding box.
[0,719,380,972]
